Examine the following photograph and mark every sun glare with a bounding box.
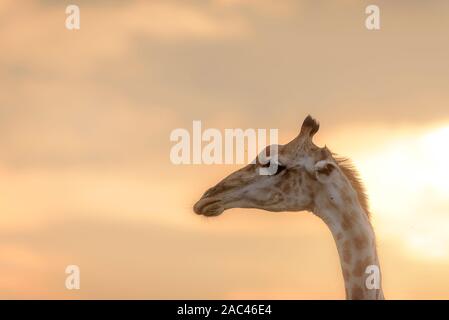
[420,126,449,191]
[353,125,449,260]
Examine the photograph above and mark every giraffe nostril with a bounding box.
[204,187,216,197]
[204,185,223,198]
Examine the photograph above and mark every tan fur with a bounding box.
[342,240,352,264]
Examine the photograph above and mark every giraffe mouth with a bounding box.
[193,198,224,216]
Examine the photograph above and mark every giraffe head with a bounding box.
[193,115,344,217]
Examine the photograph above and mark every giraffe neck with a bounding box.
[315,203,384,300]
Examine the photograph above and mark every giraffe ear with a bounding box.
[314,160,337,182]
[317,163,335,175]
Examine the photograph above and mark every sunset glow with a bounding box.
[1,0,449,299]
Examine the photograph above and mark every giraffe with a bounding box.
[193,115,384,300]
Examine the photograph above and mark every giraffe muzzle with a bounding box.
[193,197,224,216]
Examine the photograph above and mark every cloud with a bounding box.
[0,216,342,298]
[1,1,449,299]
[0,1,250,71]
[2,0,449,172]
[2,214,449,299]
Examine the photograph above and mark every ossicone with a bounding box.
[300,115,320,137]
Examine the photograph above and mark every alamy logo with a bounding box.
[170,121,279,175]
[65,5,80,30]
[65,265,80,290]
[365,5,380,30]
[365,265,380,290]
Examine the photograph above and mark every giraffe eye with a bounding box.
[274,164,286,175]
[260,161,286,175]
[260,161,270,168]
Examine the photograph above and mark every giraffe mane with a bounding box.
[333,155,371,219]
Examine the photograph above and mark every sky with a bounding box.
[1,0,449,299]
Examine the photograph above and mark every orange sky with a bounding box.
[1,0,449,299]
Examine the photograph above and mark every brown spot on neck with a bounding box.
[351,285,364,300]
[354,234,369,250]
[341,215,353,231]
